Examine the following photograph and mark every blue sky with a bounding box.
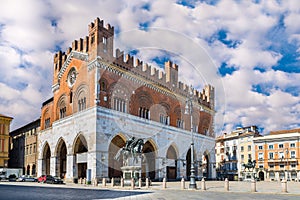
[0,0,299,135]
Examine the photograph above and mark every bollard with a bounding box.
[139,178,142,188]
[224,178,229,191]
[94,178,98,186]
[201,178,206,191]
[111,177,114,187]
[102,178,106,187]
[121,177,124,187]
[281,179,287,193]
[146,177,149,188]
[79,178,82,184]
[181,178,185,190]
[251,179,256,192]
[131,178,135,190]
[162,178,167,189]
[83,178,86,184]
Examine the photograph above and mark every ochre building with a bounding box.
[0,114,13,168]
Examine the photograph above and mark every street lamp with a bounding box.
[286,148,290,181]
[185,85,197,189]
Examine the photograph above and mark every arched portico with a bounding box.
[56,138,67,179]
[42,142,51,175]
[166,145,178,180]
[73,134,88,179]
[108,134,126,178]
[142,140,157,180]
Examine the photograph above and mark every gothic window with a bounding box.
[103,37,107,52]
[139,107,150,119]
[59,107,66,118]
[70,92,73,103]
[113,98,126,113]
[100,80,107,91]
[78,97,86,112]
[176,119,184,129]
[44,118,50,129]
[159,114,169,125]
[91,33,95,44]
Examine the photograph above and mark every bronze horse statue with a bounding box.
[242,159,256,171]
[114,137,144,164]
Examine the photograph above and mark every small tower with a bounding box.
[88,17,114,61]
[165,61,178,88]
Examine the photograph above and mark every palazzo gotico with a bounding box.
[38,18,216,183]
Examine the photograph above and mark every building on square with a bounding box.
[215,126,260,181]
[37,18,216,183]
[9,118,40,176]
[0,114,13,168]
[253,128,300,181]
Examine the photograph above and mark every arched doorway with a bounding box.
[203,154,209,179]
[26,165,30,175]
[32,164,36,176]
[42,143,51,175]
[56,139,67,179]
[142,141,156,180]
[258,171,264,181]
[73,134,88,179]
[108,135,126,178]
[166,145,177,180]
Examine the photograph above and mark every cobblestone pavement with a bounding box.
[1,180,300,200]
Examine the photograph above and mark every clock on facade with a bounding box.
[67,68,77,87]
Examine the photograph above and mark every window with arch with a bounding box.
[139,107,150,119]
[59,107,66,119]
[160,114,169,125]
[78,97,86,111]
[176,118,184,128]
[100,79,107,92]
[113,97,126,113]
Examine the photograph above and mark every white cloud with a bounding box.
[0,0,298,135]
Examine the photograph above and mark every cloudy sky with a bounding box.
[0,0,299,135]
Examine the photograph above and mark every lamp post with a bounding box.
[286,148,289,181]
[185,85,197,189]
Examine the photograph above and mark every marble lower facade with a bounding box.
[37,106,216,183]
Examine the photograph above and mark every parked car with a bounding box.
[37,175,47,183]
[17,175,37,182]
[45,175,63,184]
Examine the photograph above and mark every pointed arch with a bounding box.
[55,137,67,179]
[108,134,126,178]
[41,142,51,175]
[73,83,89,113]
[142,139,158,180]
[72,133,88,154]
[166,144,179,180]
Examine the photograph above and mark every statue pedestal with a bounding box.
[121,157,142,186]
[242,171,256,181]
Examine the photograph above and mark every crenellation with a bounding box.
[83,36,89,52]
[125,54,133,66]
[79,38,83,51]
[53,17,214,109]
[72,40,78,51]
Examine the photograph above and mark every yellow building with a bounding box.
[254,128,300,181]
[0,114,13,168]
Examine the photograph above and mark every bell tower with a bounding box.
[88,17,114,61]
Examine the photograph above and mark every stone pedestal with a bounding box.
[121,156,142,186]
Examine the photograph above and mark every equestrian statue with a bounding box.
[242,158,256,171]
[114,137,144,166]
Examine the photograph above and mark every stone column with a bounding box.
[181,177,185,190]
[224,178,229,191]
[37,159,43,177]
[50,156,57,176]
[162,177,167,189]
[201,178,206,191]
[146,177,149,188]
[66,154,76,183]
[251,179,256,192]
[281,179,287,193]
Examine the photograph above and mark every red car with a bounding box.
[37,175,46,183]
